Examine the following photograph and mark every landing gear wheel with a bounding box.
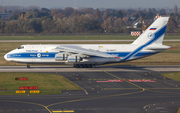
[74,64,95,68]
[27,64,30,68]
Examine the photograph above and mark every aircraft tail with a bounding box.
[132,17,169,45]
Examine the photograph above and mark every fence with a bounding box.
[0,33,179,36]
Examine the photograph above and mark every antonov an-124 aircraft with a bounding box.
[4,17,171,68]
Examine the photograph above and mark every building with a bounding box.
[0,13,12,20]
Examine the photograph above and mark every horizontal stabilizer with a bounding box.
[145,45,171,50]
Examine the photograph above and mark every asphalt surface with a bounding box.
[1,65,180,72]
[0,67,180,113]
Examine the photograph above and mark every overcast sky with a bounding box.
[1,0,180,9]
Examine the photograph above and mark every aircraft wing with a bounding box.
[55,45,116,58]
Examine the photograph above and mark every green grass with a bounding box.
[162,72,180,82]
[0,35,179,40]
[0,73,82,95]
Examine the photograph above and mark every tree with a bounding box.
[106,17,115,33]
[114,18,123,32]
[63,7,74,17]
[102,11,108,19]
[29,18,43,33]
[41,8,50,12]
[9,14,19,20]
[42,18,54,33]
[51,9,63,16]
[94,9,101,19]
[82,8,95,15]
[167,17,178,33]
[117,10,123,18]
[145,11,154,19]
[159,9,166,15]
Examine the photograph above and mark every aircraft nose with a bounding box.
[4,54,8,60]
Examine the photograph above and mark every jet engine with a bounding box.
[55,53,68,61]
[67,55,82,63]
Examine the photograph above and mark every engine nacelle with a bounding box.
[55,53,68,61]
[67,55,82,63]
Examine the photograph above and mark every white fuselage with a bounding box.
[4,44,166,65]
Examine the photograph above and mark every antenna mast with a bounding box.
[74,0,77,9]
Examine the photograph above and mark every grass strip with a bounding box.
[162,72,180,82]
[0,72,82,95]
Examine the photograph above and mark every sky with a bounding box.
[1,0,180,9]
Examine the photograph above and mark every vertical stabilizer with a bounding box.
[132,17,169,45]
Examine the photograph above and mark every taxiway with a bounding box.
[0,66,180,113]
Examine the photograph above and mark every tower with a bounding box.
[74,0,77,10]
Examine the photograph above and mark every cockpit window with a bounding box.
[18,46,24,49]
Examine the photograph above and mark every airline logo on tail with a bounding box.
[147,33,154,39]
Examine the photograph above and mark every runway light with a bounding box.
[15,78,19,80]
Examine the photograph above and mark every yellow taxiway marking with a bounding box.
[0,100,52,113]
[52,110,74,113]
[104,88,180,90]
[104,71,122,79]
[104,70,144,90]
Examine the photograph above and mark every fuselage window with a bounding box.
[18,46,24,49]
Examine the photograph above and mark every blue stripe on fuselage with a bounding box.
[7,51,158,59]
[7,52,58,59]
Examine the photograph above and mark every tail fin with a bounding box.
[132,17,169,45]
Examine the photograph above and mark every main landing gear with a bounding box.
[27,64,30,68]
[74,64,95,68]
